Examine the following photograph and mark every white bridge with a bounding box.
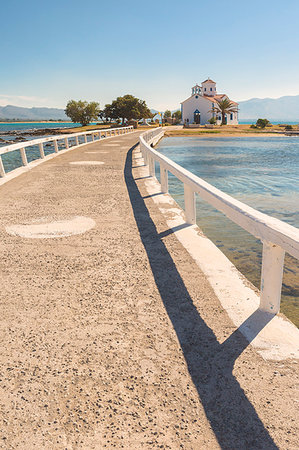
[0,125,134,181]
[0,124,298,320]
[140,127,299,317]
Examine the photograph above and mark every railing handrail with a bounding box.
[140,127,299,315]
[0,126,133,155]
[140,133,299,259]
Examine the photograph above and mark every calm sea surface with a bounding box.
[155,136,299,326]
[0,122,83,133]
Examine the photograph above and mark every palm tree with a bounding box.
[210,98,238,125]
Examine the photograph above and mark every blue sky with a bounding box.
[1,0,299,110]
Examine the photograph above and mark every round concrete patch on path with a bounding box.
[84,151,108,154]
[6,216,96,239]
[69,161,104,166]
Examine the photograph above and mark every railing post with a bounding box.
[260,242,285,314]
[184,184,196,224]
[160,164,168,193]
[64,138,69,149]
[84,134,87,143]
[140,142,144,160]
[39,143,45,158]
[92,133,95,142]
[20,148,28,166]
[0,156,6,177]
[75,136,79,146]
[54,140,59,153]
[144,148,148,166]
[149,156,155,177]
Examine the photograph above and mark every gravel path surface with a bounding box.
[0,132,297,449]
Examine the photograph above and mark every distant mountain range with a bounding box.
[1,95,299,122]
[238,95,299,122]
[0,105,67,120]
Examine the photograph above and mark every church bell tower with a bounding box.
[191,84,201,96]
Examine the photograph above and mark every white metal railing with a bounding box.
[139,127,299,315]
[0,125,134,177]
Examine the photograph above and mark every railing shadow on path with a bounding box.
[124,145,278,450]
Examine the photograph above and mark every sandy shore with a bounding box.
[164,131,288,138]
[162,123,295,138]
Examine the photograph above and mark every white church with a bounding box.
[181,78,238,126]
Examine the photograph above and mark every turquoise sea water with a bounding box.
[0,122,84,133]
[155,136,299,326]
[239,121,299,125]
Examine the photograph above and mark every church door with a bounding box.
[194,110,201,124]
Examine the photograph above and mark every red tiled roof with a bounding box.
[203,95,238,105]
[181,93,238,105]
[202,78,216,84]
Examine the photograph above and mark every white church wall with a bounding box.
[182,96,215,125]
[214,112,238,125]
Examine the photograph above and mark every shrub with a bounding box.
[256,118,271,129]
[209,117,217,125]
[285,125,293,130]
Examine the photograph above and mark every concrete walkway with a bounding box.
[0,132,297,449]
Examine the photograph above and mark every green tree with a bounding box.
[104,95,151,124]
[65,100,101,126]
[210,98,238,125]
[164,109,172,118]
[256,118,270,129]
[97,109,107,122]
[172,110,182,121]
[102,103,118,122]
